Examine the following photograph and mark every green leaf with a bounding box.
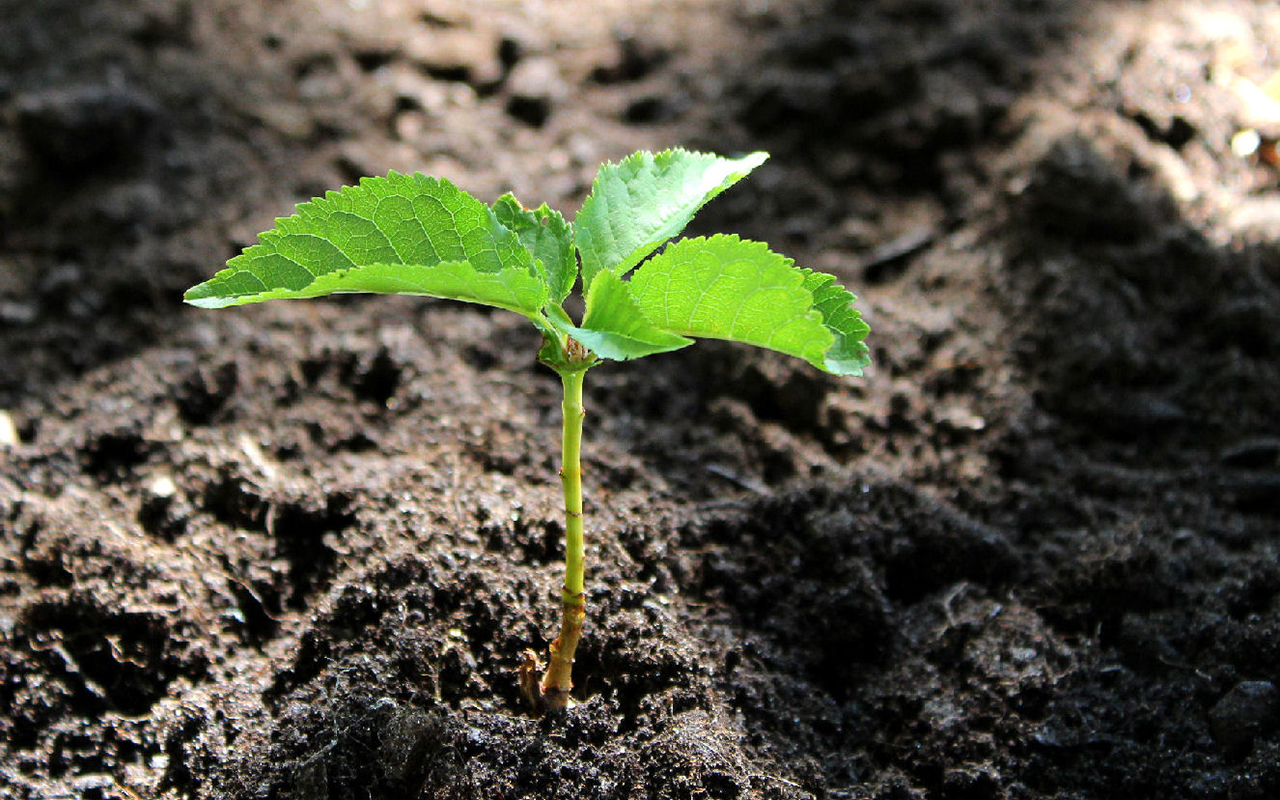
[185,261,548,315]
[626,235,843,370]
[800,269,871,375]
[492,193,577,304]
[574,149,768,288]
[184,172,537,309]
[566,271,693,361]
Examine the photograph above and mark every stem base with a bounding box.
[539,591,584,710]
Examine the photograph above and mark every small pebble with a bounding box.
[1208,680,1279,753]
[145,474,178,500]
[0,410,17,446]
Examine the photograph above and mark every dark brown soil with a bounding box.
[3,1,1280,798]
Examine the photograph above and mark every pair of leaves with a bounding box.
[184,149,870,376]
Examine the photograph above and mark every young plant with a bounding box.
[184,149,870,713]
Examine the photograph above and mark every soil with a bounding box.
[2,0,1280,798]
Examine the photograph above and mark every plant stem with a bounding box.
[538,366,587,710]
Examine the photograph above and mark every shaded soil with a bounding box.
[3,1,1280,798]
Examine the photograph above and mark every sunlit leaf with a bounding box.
[574,148,768,288]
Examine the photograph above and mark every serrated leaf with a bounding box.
[565,270,693,361]
[184,172,537,309]
[800,270,872,375]
[574,149,768,288]
[626,235,840,370]
[185,261,548,315]
[492,193,577,304]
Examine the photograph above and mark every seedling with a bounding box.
[185,149,869,713]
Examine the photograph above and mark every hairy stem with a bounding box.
[539,366,587,709]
